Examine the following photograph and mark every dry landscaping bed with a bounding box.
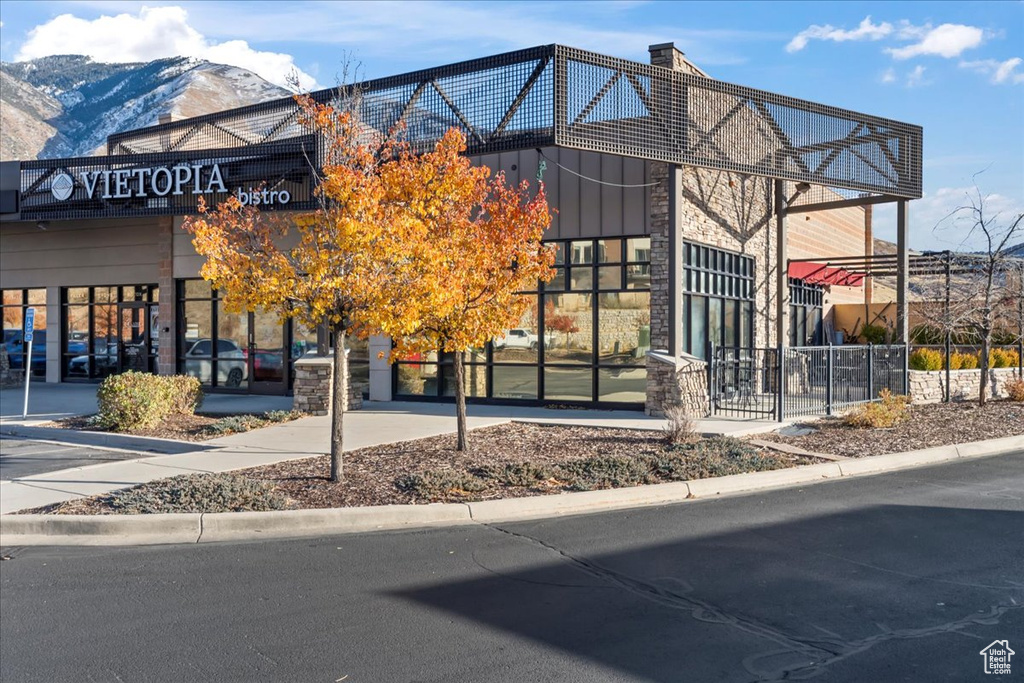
[44,410,305,442]
[31,423,816,514]
[764,400,1024,457]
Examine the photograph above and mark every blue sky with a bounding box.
[0,1,1020,250]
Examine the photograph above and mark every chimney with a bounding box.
[159,113,173,151]
[648,42,709,77]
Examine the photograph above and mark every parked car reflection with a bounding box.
[184,338,248,387]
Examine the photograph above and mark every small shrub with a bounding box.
[395,469,488,501]
[842,389,911,428]
[96,371,172,431]
[663,405,699,445]
[955,352,979,370]
[106,473,289,513]
[204,414,265,435]
[656,437,785,480]
[909,348,942,371]
[475,462,554,487]
[264,409,303,423]
[990,348,1019,369]
[163,375,204,414]
[859,323,888,345]
[1005,376,1024,401]
[95,373,204,432]
[554,455,657,491]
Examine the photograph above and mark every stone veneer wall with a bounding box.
[909,368,1021,404]
[292,352,363,415]
[646,45,777,414]
[645,353,709,417]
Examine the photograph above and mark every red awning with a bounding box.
[788,261,865,287]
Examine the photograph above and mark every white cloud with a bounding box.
[960,57,1024,84]
[906,65,927,87]
[15,6,318,90]
[881,67,897,84]
[873,186,1024,251]
[886,23,985,60]
[786,16,892,53]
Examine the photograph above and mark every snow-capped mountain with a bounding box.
[0,55,290,161]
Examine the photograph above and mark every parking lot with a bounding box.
[0,436,147,480]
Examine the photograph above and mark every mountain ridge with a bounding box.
[0,54,289,161]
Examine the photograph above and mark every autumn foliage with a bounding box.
[387,129,556,449]
[184,90,553,472]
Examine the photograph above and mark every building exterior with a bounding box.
[0,43,922,414]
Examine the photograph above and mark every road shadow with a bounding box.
[392,504,1024,681]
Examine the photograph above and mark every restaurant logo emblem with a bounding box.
[51,172,75,201]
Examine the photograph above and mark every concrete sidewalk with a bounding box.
[0,383,293,424]
[0,395,785,515]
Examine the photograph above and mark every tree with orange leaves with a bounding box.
[183,92,428,482]
[391,129,555,450]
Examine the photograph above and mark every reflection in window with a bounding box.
[683,241,755,357]
[393,238,650,406]
[2,288,47,380]
[544,293,592,364]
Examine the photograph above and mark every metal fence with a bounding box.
[709,344,908,420]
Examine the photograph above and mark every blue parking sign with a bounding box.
[24,307,35,343]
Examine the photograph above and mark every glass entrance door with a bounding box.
[118,302,149,373]
[249,310,287,394]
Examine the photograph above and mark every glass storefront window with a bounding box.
[544,293,592,364]
[492,295,539,364]
[61,285,157,380]
[2,288,46,380]
[598,367,647,402]
[683,241,756,356]
[597,292,651,365]
[492,365,538,399]
[543,366,592,401]
[393,237,650,406]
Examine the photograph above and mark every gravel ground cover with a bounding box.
[763,400,1024,457]
[32,423,813,514]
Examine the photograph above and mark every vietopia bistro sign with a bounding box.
[51,163,291,206]
[17,141,314,220]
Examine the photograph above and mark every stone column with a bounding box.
[292,351,363,415]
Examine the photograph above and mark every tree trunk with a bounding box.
[453,351,468,451]
[330,324,347,482]
[979,333,990,406]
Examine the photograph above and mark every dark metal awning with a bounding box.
[105,44,923,200]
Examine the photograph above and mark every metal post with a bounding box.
[21,337,33,419]
[826,342,834,416]
[895,199,910,344]
[774,179,789,349]
[944,251,952,401]
[668,164,683,358]
[706,340,714,414]
[776,343,785,422]
[1018,274,1023,378]
[867,343,874,401]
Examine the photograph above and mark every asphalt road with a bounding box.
[2,453,1022,683]
[0,436,146,479]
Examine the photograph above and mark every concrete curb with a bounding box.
[0,424,214,455]
[2,435,1021,546]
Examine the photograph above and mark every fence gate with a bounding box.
[708,347,779,419]
[710,344,908,420]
